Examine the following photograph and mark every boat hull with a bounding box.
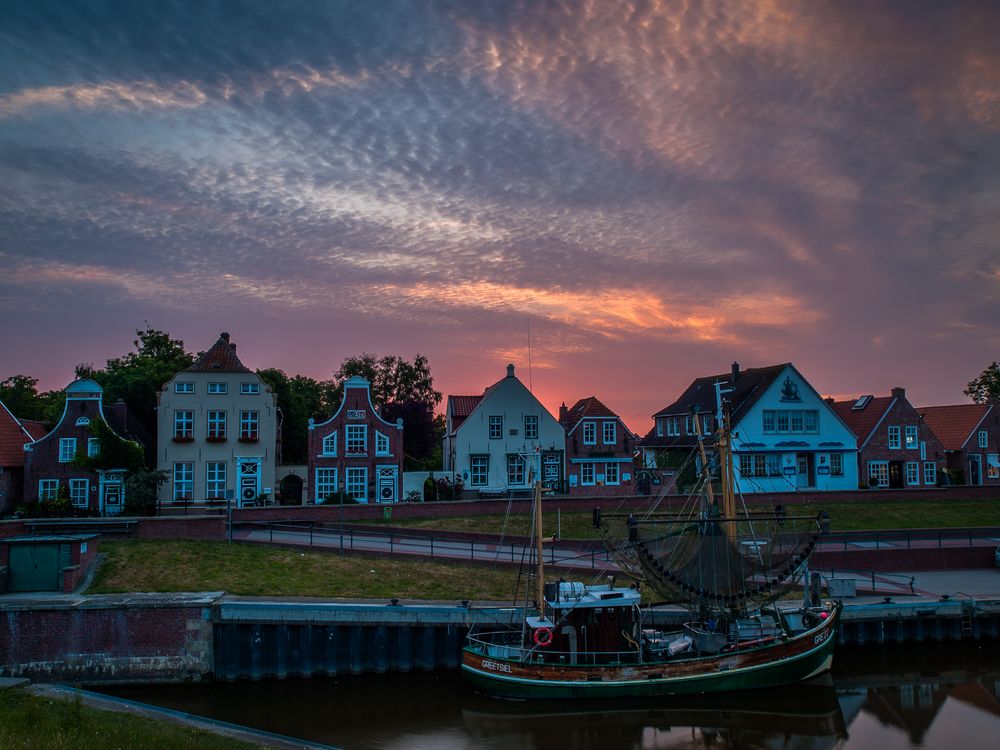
[462,606,839,700]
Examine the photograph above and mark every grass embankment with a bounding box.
[368,498,1000,539]
[89,540,531,600]
[0,688,260,750]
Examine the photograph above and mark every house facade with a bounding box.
[559,396,636,496]
[917,401,999,486]
[157,333,278,507]
[639,363,858,494]
[0,399,46,514]
[22,379,146,515]
[444,364,565,496]
[830,388,945,489]
[307,376,404,504]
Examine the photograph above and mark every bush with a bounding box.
[321,491,358,506]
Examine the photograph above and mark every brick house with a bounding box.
[638,362,858,494]
[308,376,404,504]
[917,400,999,486]
[22,379,147,515]
[830,387,945,488]
[559,396,636,496]
[0,399,46,514]
[443,364,565,496]
[157,333,278,507]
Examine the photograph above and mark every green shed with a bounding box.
[2,535,97,593]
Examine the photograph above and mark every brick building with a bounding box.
[830,387,945,488]
[0,399,46,514]
[22,379,147,515]
[308,376,404,504]
[559,396,636,496]
[917,400,999,486]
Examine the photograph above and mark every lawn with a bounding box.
[0,688,261,750]
[89,539,538,601]
[367,498,1000,538]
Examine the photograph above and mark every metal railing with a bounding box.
[465,631,642,666]
[820,528,1000,550]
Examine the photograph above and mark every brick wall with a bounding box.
[135,516,226,540]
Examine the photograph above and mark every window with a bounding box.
[208,382,228,394]
[868,461,889,488]
[762,412,775,433]
[605,462,619,484]
[905,461,919,486]
[59,437,77,463]
[803,411,818,432]
[206,462,227,498]
[175,382,194,394]
[766,454,782,476]
[762,410,819,434]
[239,411,259,441]
[580,463,596,485]
[207,411,227,440]
[979,430,989,449]
[775,411,790,432]
[920,441,927,460]
[321,433,337,456]
[830,453,843,476]
[470,455,489,486]
[525,415,538,440]
[739,454,753,477]
[663,416,680,436]
[656,418,665,437]
[506,454,526,485]
[174,410,193,439]
[489,416,503,440]
[887,426,900,449]
[923,462,936,486]
[173,462,194,500]
[603,421,616,445]
[702,415,713,435]
[375,431,390,456]
[754,454,767,477]
[346,467,367,502]
[905,426,918,450]
[685,415,693,435]
[315,468,338,502]
[39,479,59,500]
[346,425,367,454]
[87,437,100,457]
[790,412,804,432]
[69,478,88,507]
[583,422,596,445]
[240,382,260,395]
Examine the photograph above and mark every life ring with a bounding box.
[533,627,554,647]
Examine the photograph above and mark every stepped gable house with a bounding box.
[559,396,636,496]
[307,376,404,504]
[917,401,999,486]
[639,362,858,494]
[443,364,566,497]
[157,333,278,507]
[0,399,46,514]
[830,388,945,489]
[22,379,148,515]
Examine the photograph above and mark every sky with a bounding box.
[1,0,998,434]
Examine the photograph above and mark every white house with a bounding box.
[444,364,565,496]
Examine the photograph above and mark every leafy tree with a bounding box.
[257,368,338,465]
[333,354,442,411]
[381,399,440,468]
[123,469,168,516]
[77,325,194,438]
[965,362,1000,404]
[0,374,66,426]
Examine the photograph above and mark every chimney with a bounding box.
[559,402,568,425]
[731,361,740,383]
[220,332,230,342]
[506,363,515,378]
[891,386,905,401]
[824,397,835,405]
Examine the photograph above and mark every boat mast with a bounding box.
[691,410,716,518]
[533,479,546,618]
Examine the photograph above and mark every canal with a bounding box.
[100,641,1000,750]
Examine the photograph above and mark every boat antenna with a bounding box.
[526,316,533,392]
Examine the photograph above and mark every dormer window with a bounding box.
[175,382,194,394]
[208,383,228,394]
[583,421,596,445]
[376,431,390,456]
[322,433,337,456]
[602,421,616,445]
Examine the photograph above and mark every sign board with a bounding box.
[347,410,367,420]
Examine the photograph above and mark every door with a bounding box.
[8,544,62,592]
[279,474,303,505]
[796,453,814,488]
[376,466,398,504]
[969,454,982,485]
[888,461,904,489]
[238,459,261,506]
[542,452,563,493]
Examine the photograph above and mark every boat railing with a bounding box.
[465,631,644,666]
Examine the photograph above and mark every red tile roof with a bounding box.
[0,399,36,467]
[916,403,991,451]
[185,332,251,373]
[449,395,484,418]
[563,396,631,434]
[830,396,895,444]
[19,419,47,441]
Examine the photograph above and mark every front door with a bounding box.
[376,466,398,504]
[542,451,563,493]
[969,454,983,485]
[238,459,261,507]
[796,453,814,488]
[888,461,904,489]
[101,471,125,515]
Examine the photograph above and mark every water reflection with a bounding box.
[102,642,1000,750]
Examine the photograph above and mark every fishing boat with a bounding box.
[462,400,840,699]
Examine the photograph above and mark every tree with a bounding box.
[333,354,442,411]
[382,399,441,468]
[257,368,339,465]
[965,362,1000,404]
[0,374,66,426]
[78,325,194,438]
